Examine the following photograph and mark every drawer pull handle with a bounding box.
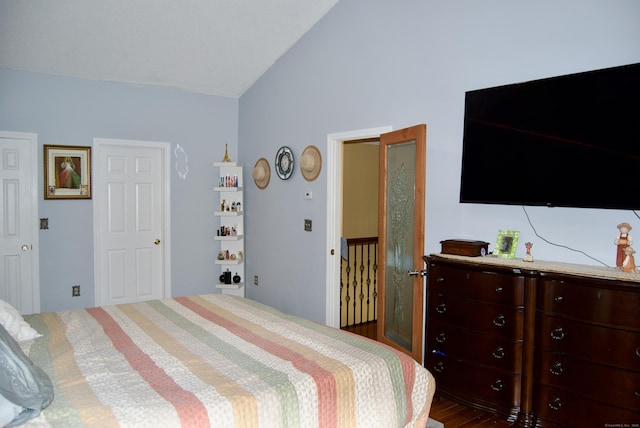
[495,286,503,293]
[551,327,566,341]
[436,303,447,314]
[548,397,563,411]
[436,276,445,283]
[490,378,504,392]
[436,332,446,344]
[636,347,640,358]
[433,361,444,373]
[635,389,640,398]
[554,295,564,303]
[492,346,505,359]
[493,314,506,327]
[550,361,564,376]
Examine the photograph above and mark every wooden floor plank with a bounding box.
[430,395,512,428]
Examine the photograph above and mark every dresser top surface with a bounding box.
[427,253,640,284]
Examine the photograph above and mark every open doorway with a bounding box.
[340,138,379,340]
[325,126,392,329]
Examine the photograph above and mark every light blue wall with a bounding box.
[0,70,238,312]
[2,1,639,320]
[239,0,640,322]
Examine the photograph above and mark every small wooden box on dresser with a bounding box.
[423,254,640,428]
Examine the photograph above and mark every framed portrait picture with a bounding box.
[495,230,520,259]
[44,145,92,199]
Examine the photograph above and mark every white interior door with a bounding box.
[94,139,170,306]
[0,132,40,314]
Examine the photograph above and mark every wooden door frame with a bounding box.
[92,138,172,306]
[0,131,40,314]
[325,126,392,328]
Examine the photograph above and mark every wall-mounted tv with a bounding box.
[459,63,640,210]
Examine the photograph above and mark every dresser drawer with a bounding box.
[429,294,523,340]
[428,320,522,372]
[429,264,525,306]
[536,351,640,411]
[539,276,640,328]
[535,384,640,428]
[426,353,520,418]
[537,314,640,370]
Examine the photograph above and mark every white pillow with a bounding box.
[0,393,22,427]
[0,299,41,342]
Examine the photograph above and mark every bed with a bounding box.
[2,294,435,427]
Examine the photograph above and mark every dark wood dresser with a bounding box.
[423,254,640,427]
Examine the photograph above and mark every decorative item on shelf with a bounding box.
[253,158,270,189]
[219,174,238,188]
[217,251,225,260]
[622,246,638,273]
[220,199,226,211]
[300,145,322,182]
[494,230,519,259]
[219,269,232,284]
[523,242,533,262]
[217,226,237,237]
[233,273,241,284]
[275,146,294,180]
[221,144,232,162]
[615,222,633,269]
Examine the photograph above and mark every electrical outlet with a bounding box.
[254,275,259,286]
[304,219,312,232]
[72,285,80,297]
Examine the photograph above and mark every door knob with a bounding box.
[21,244,30,251]
[154,239,161,245]
[408,270,426,277]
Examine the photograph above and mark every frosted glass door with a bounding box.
[377,125,426,362]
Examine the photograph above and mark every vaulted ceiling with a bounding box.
[0,0,339,98]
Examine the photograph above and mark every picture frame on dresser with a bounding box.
[494,229,519,259]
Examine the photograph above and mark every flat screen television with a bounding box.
[459,63,640,210]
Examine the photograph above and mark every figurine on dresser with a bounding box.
[523,242,533,262]
[614,222,633,268]
[621,246,638,273]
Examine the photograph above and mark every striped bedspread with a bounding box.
[22,295,435,427]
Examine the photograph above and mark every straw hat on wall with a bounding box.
[252,158,270,189]
[300,145,322,181]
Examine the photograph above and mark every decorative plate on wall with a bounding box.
[275,146,294,180]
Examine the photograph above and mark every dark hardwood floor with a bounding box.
[342,320,378,341]
[428,395,513,427]
[342,322,514,428]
